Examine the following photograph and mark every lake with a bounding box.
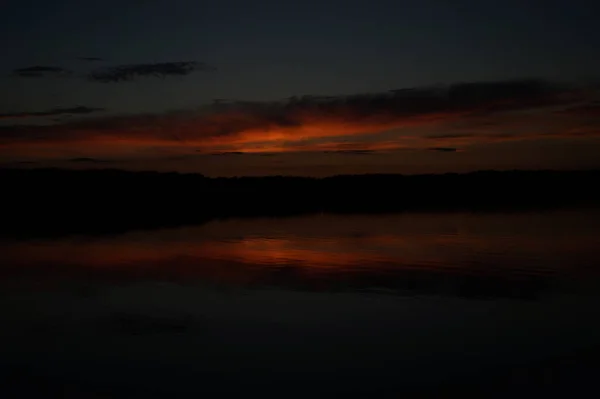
[1,209,600,397]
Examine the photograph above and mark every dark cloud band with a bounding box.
[87,61,216,83]
[12,66,72,78]
[0,106,105,120]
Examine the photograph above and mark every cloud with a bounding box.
[0,79,597,157]
[77,57,104,62]
[554,102,600,117]
[547,127,600,137]
[210,151,246,156]
[0,106,105,120]
[425,133,474,140]
[12,66,72,78]
[66,157,109,163]
[323,150,376,155]
[87,61,215,83]
[0,160,39,167]
[429,147,459,152]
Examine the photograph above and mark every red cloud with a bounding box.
[0,79,597,158]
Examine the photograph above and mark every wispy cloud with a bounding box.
[87,61,215,83]
[0,160,39,167]
[210,151,246,156]
[0,106,105,120]
[77,57,104,62]
[425,133,473,140]
[12,66,72,78]
[553,102,600,117]
[429,147,459,152]
[66,157,109,163]
[323,149,377,155]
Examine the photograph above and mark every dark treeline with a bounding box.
[2,168,600,238]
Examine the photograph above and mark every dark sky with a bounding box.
[1,0,600,175]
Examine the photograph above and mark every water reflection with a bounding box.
[1,210,599,299]
[1,210,600,396]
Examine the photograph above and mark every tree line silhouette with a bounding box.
[2,168,599,238]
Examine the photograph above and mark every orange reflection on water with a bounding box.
[1,211,599,287]
[197,237,400,268]
[0,235,408,270]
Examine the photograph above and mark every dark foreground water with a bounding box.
[1,209,600,397]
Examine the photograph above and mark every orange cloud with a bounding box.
[0,79,597,159]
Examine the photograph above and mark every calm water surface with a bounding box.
[1,210,600,396]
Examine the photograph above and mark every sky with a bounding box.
[1,0,600,176]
